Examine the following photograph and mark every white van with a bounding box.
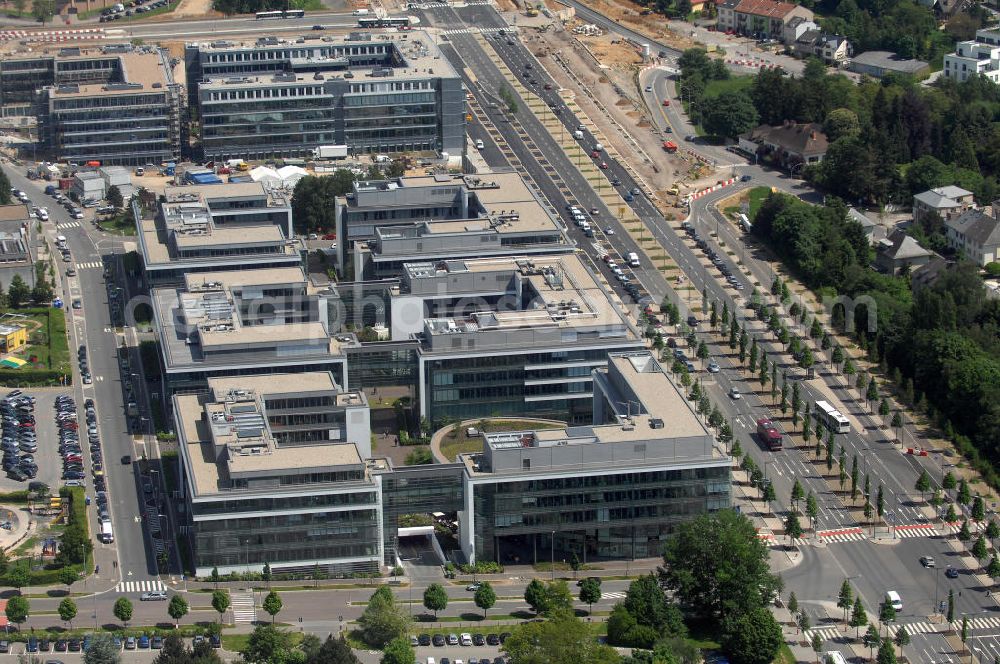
[593,143,604,152]
[427,658,436,664]
[627,252,640,267]
[99,521,114,543]
[886,590,902,611]
[573,130,584,140]
[475,139,484,150]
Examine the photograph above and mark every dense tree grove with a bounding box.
[754,193,1000,484]
[741,61,1000,205]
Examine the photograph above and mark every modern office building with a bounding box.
[151,267,356,397]
[173,372,380,575]
[0,45,182,165]
[174,353,731,573]
[335,173,572,279]
[136,182,299,287]
[456,351,731,564]
[388,253,644,425]
[186,31,465,161]
[344,173,573,280]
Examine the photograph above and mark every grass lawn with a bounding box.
[703,75,753,100]
[775,643,796,664]
[221,631,302,653]
[747,186,773,221]
[0,307,71,386]
[97,212,137,236]
[439,420,564,462]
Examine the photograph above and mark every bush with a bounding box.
[458,561,503,574]
[986,262,1000,277]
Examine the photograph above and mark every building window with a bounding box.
[522,459,530,470]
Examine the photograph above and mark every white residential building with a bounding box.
[943,40,1000,83]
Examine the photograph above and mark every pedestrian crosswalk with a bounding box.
[817,528,866,544]
[77,261,103,270]
[894,523,938,538]
[56,222,81,230]
[231,591,256,624]
[953,615,1000,632]
[807,621,940,644]
[441,26,508,35]
[602,591,626,600]
[115,579,166,594]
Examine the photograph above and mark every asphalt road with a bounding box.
[3,166,163,596]
[417,7,1000,656]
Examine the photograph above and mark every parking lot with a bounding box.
[0,390,71,495]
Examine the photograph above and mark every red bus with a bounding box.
[756,418,782,451]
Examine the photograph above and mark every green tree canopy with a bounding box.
[503,611,620,664]
[358,585,411,647]
[660,510,780,622]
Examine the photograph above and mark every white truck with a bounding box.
[99,521,114,543]
[314,145,348,159]
[627,252,640,267]
[352,8,369,15]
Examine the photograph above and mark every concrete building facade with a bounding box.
[186,32,465,161]
[0,45,182,165]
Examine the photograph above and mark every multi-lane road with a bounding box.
[2,166,168,602]
[3,4,996,659]
[413,4,1000,660]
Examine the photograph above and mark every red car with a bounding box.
[322,233,337,240]
[591,150,600,159]
[599,162,609,169]
[662,99,670,106]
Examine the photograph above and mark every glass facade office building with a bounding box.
[190,488,381,572]
[423,348,623,425]
[469,466,731,564]
[188,34,466,160]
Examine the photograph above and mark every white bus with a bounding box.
[255,10,284,19]
[815,400,850,434]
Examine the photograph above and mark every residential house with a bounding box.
[943,40,1000,83]
[847,207,886,245]
[944,205,1000,266]
[912,186,975,224]
[875,229,934,275]
[790,31,851,64]
[738,122,828,170]
[782,16,818,45]
[717,0,813,39]
[848,51,930,78]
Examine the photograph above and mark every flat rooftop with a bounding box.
[152,271,356,370]
[44,49,175,98]
[463,352,721,477]
[412,254,637,336]
[197,31,457,88]
[175,373,368,497]
[139,182,297,267]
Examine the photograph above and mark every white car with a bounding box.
[71,210,84,219]
[140,591,168,601]
[459,633,473,646]
[707,361,720,373]
[729,387,741,399]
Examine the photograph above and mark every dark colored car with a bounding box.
[486,633,500,645]
[473,633,486,646]
[68,638,82,652]
[946,567,960,578]
[432,634,446,647]
[418,634,431,646]
[55,639,68,652]
[210,634,221,649]
[138,635,150,649]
